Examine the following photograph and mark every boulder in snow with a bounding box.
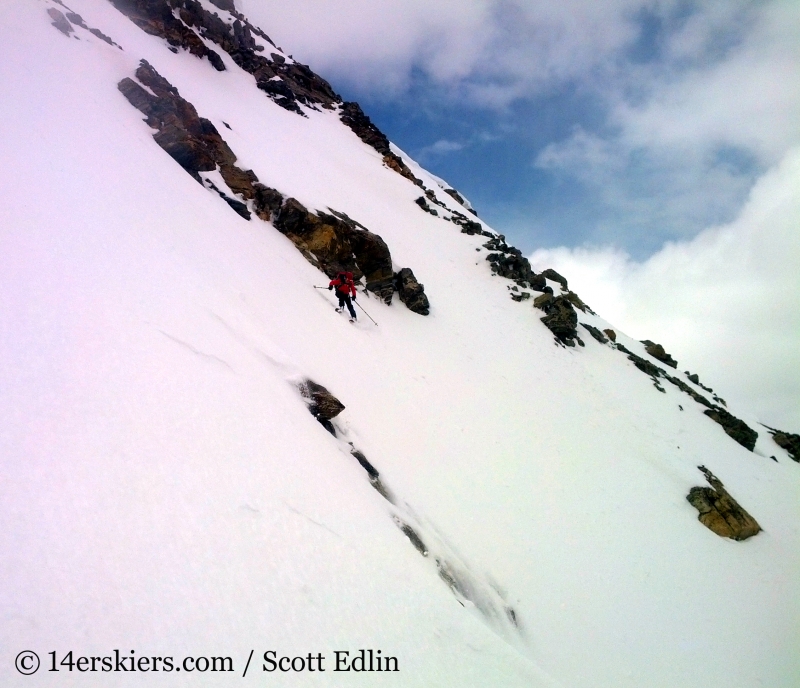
[687,466,761,541]
[394,268,430,315]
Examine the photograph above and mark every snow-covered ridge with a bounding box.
[1,1,798,686]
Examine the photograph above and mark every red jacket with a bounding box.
[330,275,356,297]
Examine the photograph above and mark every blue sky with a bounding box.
[243,0,800,428]
[243,0,796,258]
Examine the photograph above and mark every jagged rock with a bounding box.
[273,200,403,306]
[533,292,553,309]
[616,343,663,378]
[580,323,608,343]
[613,345,755,452]
[510,291,531,302]
[57,7,120,47]
[663,373,712,408]
[538,296,578,343]
[152,124,217,173]
[252,184,283,221]
[299,379,345,421]
[482,244,547,289]
[257,78,304,115]
[221,194,250,219]
[443,187,466,207]
[564,290,590,313]
[687,466,761,540]
[338,102,422,185]
[275,200,359,277]
[685,371,715,393]
[89,26,118,46]
[219,166,259,200]
[485,249,537,285]
[766,428,800,462]
[339,101,390,154]
[109,0,225,69]
[47,8,74,36]
[119,61,247,191]
[110,0,348,109]
[541,268,568,291]
[351,449,379,479]
[348,228,395,303]
[703,407,758,451]
[383,153,423,186]
[415,196,437,215]
[642,340,678,368]
[603,328,616,341]
[394,268,430,315]
[458,219,483,235]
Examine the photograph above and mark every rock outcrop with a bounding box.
[120,61,233,174]
[613,341,758,450]
[642,340,678,368]
[273,200,395,303]
[483,236,544,289]
[765,428,800,462]
[703,408,758,451]
[108,0,227,70]
[687,466,761,541]
[109,0,345,113]
[442,187,477,216]
[564,290,593,314]
[541,268,568,290]
[338,102,422,185]
[581,323,608,344]
[47,5,122,45]
[394,268,430,315]
[107,0,475,197]
[118,62,427,314]
[47,7,74,35]
[535,295,579,345]
[298,379,344,434]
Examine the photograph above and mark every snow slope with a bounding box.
[1,1,799,686]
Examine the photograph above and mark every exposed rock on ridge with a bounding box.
[47,2,122,45]
[763,426,800,462]
[107,0,439,192]
[339,102,422,186]
[534,294,580,345]
[687,466,761,540]
[118,61,429,314]
[614,342,757,450]
[642,340,678,368]
[703,408,758,452]
[108,0,227,70]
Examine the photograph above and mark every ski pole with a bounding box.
[354,299,377,325]
[313,286,329,289]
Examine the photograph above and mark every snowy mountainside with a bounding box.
[1,1,799,687]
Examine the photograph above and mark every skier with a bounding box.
[329,271,358,321]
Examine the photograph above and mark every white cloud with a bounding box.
[530,146,800,430]
[616,0,800,164]
[417,139,465,161]
[239,0,663,103]
[532,1,800,243]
